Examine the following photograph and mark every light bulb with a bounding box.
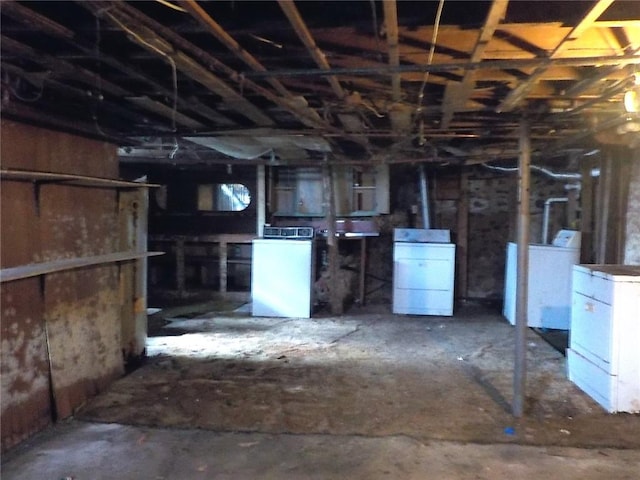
[624,89,639,113]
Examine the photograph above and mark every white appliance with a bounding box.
[567,264,640,413]
[251,238,314,318]
[503,230,581,329]
[392,228,456,316]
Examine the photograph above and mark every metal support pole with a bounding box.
[513,118,531,417]
[419,164,431,229]
[256,165,266,237]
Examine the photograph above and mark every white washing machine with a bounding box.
[392,229,456,316]
[503,230,580,329]
[251,227,315,318]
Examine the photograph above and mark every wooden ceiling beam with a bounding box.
[278,0,346,100]
[99,0,332,131]
[180,0,291,98]
[0,0,75,40]
[0,62,167,131]
[80,2,275,127]
[441,0,508,128]
[382,0,401,103]
[0,34,129,97]
[2,1,236,128]
[497,0,615,112]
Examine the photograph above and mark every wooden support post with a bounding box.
[323,162,342,315]
[175,238,186,297]
[219,241,228,293]
[596,153,613,264]
[580,158,595,263]
[513,117,531,418]
[359,237,366,306]
[456,169,469,300]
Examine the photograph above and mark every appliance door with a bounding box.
[251,239,313,318]
[393,242,455,316]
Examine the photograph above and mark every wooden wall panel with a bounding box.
[1,119,125,451]
[0,279,50,452]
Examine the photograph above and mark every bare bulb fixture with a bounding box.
[624,73,640,113]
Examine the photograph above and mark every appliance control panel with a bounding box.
[552,230,581,249]
[263,226,315,239]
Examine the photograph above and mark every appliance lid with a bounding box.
[393,228,451,243]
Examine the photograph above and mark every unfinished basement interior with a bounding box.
[1,1,640,478]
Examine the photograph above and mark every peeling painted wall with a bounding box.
[1,120,127,451]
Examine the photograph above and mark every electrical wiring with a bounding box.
[154,0,187,13]
[7,75,47,102]
[102,10,179,133]
[416,0,445,115]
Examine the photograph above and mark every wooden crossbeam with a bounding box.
[497,0,616,112]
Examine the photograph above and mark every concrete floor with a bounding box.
[2,302,640,478]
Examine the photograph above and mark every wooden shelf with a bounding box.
[0,169,160,189]
[0,251,165,283]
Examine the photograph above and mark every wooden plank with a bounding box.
[278,0,345,99]
[0,251,164,283]
[1,169,160,189]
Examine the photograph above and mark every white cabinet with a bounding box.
[392,242,456,316]
[567,264,640,413]
[503,242,580,329]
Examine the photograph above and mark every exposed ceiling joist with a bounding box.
[441,0,509,128]
[181,0,292,98]
[2,1,638,163]
[241,54,640,79]
[382,0,401,103]
[497,0,616,112]
[80,2,275,127]
[1,1,237,128]
[277,0,345,100]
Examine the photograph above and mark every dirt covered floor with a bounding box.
[77,302,640,449]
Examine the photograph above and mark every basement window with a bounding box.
[197,183,251,212]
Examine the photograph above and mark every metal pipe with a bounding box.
[542,197,569,244]
[419,164,431,229]
[513,117,531,418]
[482,163,581,180]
